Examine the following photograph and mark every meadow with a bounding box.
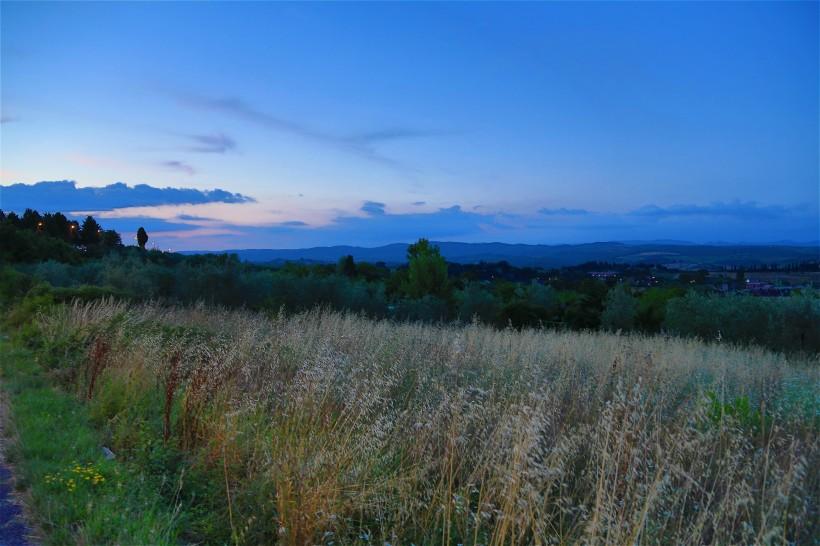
[3,298,817,545]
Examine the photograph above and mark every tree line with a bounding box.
[1,208,818,353]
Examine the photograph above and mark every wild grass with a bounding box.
[0,341,181,545]
[18,299,820,544]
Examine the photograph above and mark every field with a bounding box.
[2,299,818,545]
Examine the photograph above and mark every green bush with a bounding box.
[0,223,81,263]
[0,266,37,306]
[601,285,637,332]
[664,292,820,352]
[394,295,450,323]
[456,282,501,324]
[705,391,771,436]
[498,301,551,329]
[3,283,56,332]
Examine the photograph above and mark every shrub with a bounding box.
[601,284,637,332]
[665,291,820,352]
[456,282,501,324]
[498,300,550,329]
[0,266,37,306]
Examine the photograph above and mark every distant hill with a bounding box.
[182,241,820,268]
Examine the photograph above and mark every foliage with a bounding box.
[456,282,501,324]
[0,223,81,263]
[2,283,56,332]
[601,284,637,331]
[705,391,772,435]
[523,281,559,314]
[336,254,356,277]
[80,215,103,245]
[402,238,451,300]
[635,287,683,332]
[1,208,122,262]
[2,211,820,353]
[136,226,149,250]
[498,300,551,329]
[392,294,448,322]
[0,266,38,307]
[664,291,820,352]
[0,342,181,545]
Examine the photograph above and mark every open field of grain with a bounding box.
[4,299,819,545]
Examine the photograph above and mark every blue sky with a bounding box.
[1,1,817,249]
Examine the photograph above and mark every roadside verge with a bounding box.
[0,339,180,545]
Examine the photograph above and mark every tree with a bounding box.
[67,221,80,243]
[457,282,501,324]
[337,254,356,277]
[22,209,43,230]
[499,301,550,329]
[680,269,709,285]
[5,212,20,227]
[402,238,450,299]
[735,269,747,290]
[635,287,683,332]
[101,230,123,248]
[137,227,149,250]
[601,285,637,331]
[525,281,559,316]
[356,261,389,283]
[0,223,80,263]
[80,215,102,245]
[42,212,71,241]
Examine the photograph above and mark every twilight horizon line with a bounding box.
[1,180,817,252]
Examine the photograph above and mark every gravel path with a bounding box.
[0,385,34,546]
[0,465,31,546]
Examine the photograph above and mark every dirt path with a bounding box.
[0,384,34,546]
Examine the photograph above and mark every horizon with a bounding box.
[181,239,820,254]
[2,2,818,250]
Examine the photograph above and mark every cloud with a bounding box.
[349,128,450,144]
[94,197,818,250]
[0,180,254,212]
[174,92,441,170]
[177,213,215,222]
[186,133,236,154]
[177,94,311,135]
[361,201,386,215]
[287,203,509,247]
[160,160,196,176]
[96,216,207,234]
[149,227,245,240]
[4,181,815,248]
[628,201,802,220]
[0,115,18,124]
[538,207,589,216]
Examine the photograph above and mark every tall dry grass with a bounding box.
[36,299,818,544]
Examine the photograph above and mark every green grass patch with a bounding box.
[0,339,182,545]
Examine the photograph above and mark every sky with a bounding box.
[1,1,818,250]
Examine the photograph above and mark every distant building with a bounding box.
[744,281,797,296]
[589,271,617,280]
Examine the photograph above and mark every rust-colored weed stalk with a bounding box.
[86,337,109,400]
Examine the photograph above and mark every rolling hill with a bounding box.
[183,241,819,268]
